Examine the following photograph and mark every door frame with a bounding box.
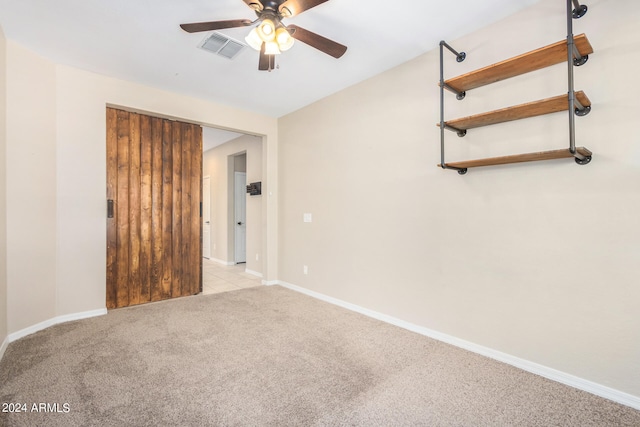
[202,175,211,259]
[234,171,247,264]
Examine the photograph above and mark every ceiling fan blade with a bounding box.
[180,19,252,33]
[242,0,264,12]
[258,43,276,71]
[279,0,329,17]
[287,25,347,58]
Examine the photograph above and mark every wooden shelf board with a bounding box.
[437,147,592,169]
[444,34,593,93]
[440,91,591,131]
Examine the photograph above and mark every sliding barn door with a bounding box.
[106,108,202,309]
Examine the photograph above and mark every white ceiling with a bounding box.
[202,126,245,152]
[0,0,540,118]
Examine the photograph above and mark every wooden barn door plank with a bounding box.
[128,113,142,306]
[181,123,193,297]
[191,125,203,295]
[106,108,202,308]
[139,115,153,304]
[106,108,118,309]
[115,110,131,308]
[150,117,164,302]
[171,121,183,298]
[161,120,174,300]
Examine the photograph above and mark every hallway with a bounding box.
[201,259,262,295]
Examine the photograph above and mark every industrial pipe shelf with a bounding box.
[437,147,592,172]
[442,34,593,99]
[437,0,593,175]
[439,91,591,136]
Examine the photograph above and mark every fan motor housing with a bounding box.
[261,1,284,12]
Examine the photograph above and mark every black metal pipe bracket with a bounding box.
[440,41,466,63]
[573,97,591,116]
[572,44,589,66]
[442,83,466,100]
[439,40,468,174]
[444,124,467,137]
[575,156,592,165]
[439,164,468,174]
[575,106,591,116]
[572,0,588,18]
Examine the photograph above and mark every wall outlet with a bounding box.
[303,265,308,275]
[256,253,259,261]
[213,244,217,250]
[303,213,312,223]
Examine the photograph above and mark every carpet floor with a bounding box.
[1,285,639,426]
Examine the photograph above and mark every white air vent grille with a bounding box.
[198,32,245,60]
[218,39,244,59]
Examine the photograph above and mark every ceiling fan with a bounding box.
[180,0,347,71]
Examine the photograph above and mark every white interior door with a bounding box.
[202,176,211,259]
[234,172,247,264]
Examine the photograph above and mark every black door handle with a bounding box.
[237,221,243,225]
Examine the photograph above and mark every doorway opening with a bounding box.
[201,128,263,280]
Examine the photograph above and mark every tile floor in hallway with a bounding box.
[201,258,263,295]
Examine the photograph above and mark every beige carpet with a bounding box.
[1,285,639,426]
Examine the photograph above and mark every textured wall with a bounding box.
[278,0,640,397]
[0,26,7,347]
[5,42,57,333]
[3,46,278,333]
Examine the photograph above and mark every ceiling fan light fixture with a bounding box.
[280,6,292,18]
[248,2,263,12]
[257,19,276,42]
[275,27,294,51]
[264,40,281,55]
[245,28,263,51]
[178,0,348,71]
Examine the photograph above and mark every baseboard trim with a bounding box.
[208,258,235,266]
[245,269,263,278]
[263,279,278,286]
[276,280,640,411]
[6,308,108,344]
[0,335,8,364]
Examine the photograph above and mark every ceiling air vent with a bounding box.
[198,32,245,60]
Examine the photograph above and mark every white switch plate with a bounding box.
[303,213,312,223]
[303,265,308,275]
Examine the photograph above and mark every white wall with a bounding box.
[278,0,640,399]
[4,41,278,335]
[203,135,263,274]
[4,0,636,406]
[6,42,58,333]
[0,26,8,349]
